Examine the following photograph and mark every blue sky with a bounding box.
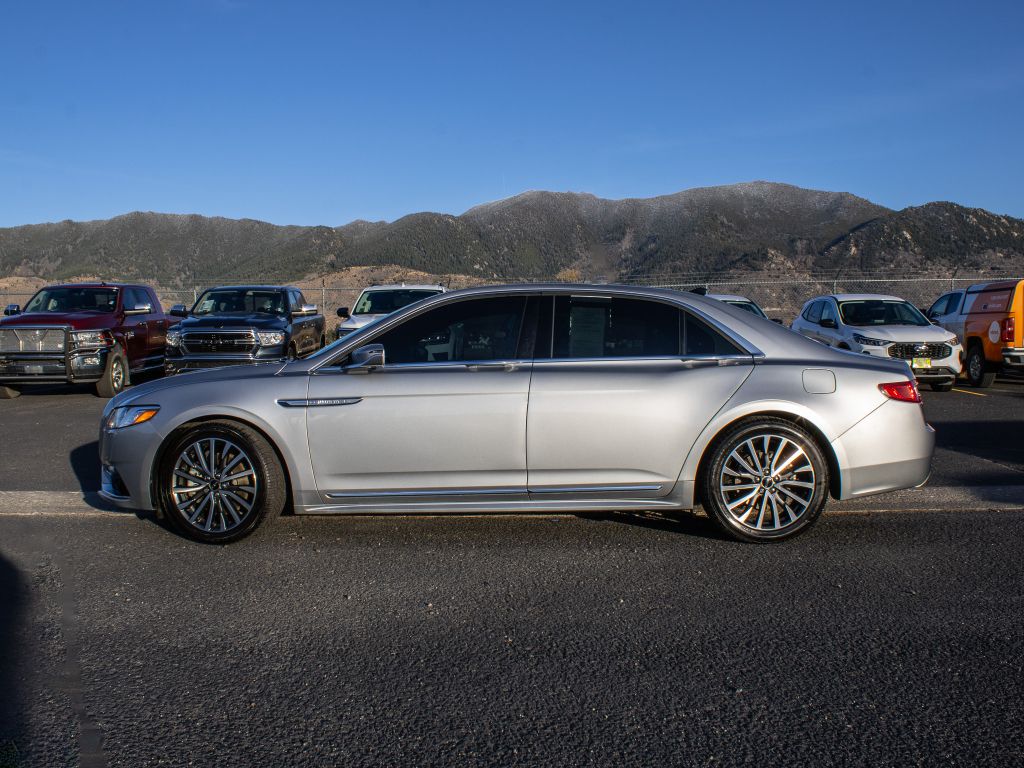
[2,0,1022,227]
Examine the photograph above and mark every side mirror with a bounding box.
[336,307,351,319]
[170,304,188,318]
[820,318,837,329]
[124,302,153,316]
[293,304,317,317]
[3,304,20,316]
[347,343,384,372]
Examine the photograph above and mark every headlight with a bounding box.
[947,335,960,346]
[166,330,181,347]
[72,330,113,347]
[852,333,889,347]
[105,405,160,430]
[257,331,285,346]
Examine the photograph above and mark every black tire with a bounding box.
[287,343,298,360]
[319,334,326,349]
[700,417,829,543]
[158,420,286,544]
[930,381,954,392]
[95,349,129,398]
[0,385,21,399]
[965,344,996,388]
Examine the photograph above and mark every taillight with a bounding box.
[1002,317,1015,343]
[879,381,922,403]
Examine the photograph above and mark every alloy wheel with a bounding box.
[170,437,259,534]
[718,433,816,532]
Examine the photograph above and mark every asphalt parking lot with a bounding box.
[1,375,1022,766]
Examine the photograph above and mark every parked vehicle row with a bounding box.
[0,283,325,398]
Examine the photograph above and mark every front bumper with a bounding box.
[99,418,161,511]
[852,345,961,383]
[165,348,287,374]
[0,347,110,385]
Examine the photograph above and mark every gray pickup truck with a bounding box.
[164,285,325,374]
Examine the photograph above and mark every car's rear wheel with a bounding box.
[0,385,21,399]
[964,344,996,388]
[158,421,285,543]
[930,381,954,392]
[95,349,128,398]
[701,417,829,542]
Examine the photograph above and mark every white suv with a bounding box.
[791,293,962,391]
[336,284,446,339]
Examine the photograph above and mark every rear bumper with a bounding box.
[833,399,935,499]
[1003,348,1024,368]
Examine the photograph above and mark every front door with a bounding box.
[306,295,532,500]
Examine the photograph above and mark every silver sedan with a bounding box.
[99,284,935,543]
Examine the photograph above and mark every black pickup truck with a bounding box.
[164,285,325,374]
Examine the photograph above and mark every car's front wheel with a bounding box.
[158,420,286,543]
[701,417,829,542]
[95,349,128,398]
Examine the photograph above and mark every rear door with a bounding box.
[525,294,753,498]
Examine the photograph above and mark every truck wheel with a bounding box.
[287,343,298,360]
[319,334,326,349]
[965,344,996,388]
[95,349,129,398]
[0,385,21,399]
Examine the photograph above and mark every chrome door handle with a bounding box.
[466,362,519,372]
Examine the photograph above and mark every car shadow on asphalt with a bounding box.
[0,554,26,765]
[581,509,736,541]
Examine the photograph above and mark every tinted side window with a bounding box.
[125,287,149,312]
[804,301,823,324]
[373,297,526,364]
[683,312,744,356]
[552,296,680,358]
[820,300,837,325]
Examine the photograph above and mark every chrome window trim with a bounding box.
[309,286,764,372]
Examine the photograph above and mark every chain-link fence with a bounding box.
[2,273,1019,325]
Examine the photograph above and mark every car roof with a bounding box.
[37,282,141,290]
[707,293,755,303]
[361,284,446,291]
[826,294,908,302]
[201,285,294,291]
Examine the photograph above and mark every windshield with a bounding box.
[192,289,287,316]
[838,300,930,327]
[725,300,768,319]
[353,289,440,316]
[24,287,119,314]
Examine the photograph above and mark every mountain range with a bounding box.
[2,182,1023,287]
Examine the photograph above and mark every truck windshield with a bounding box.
[353,289,440,315]
[193,289,286,316]
[838,300,930,327]
[24,287,119,313]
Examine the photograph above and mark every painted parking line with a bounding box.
[952,388,987,397]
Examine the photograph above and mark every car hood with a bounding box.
[110,360,289,408]
[845,325,958,343]
[338,314,384,330]
[174,314,288,331]
[0,311,117,331]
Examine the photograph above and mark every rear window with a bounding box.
[964,288,1012,314]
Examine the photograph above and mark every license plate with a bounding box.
[24,364,44,374]
[911,357,931,369]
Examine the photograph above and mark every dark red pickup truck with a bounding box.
[0,282,171,398]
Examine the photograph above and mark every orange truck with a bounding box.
[926,278,1024,387]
